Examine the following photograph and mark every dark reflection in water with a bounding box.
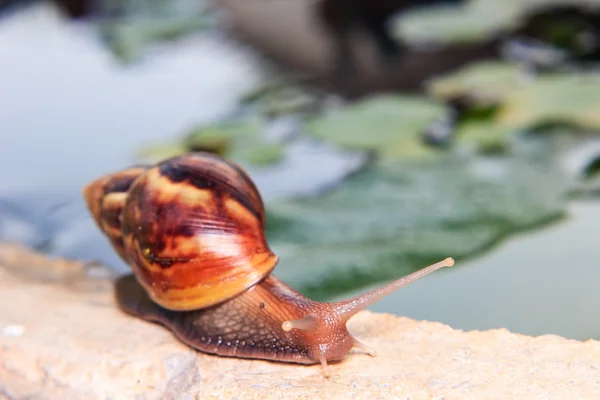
[217,0,501,98]
[216,0,600,99]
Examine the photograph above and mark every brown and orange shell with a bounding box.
[83,152,279,311]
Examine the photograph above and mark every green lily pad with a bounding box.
[137,119,283,166]
[305,95,447,160]
[394,0,522,44]
[265,154,568,300]
[228,142,283,166]
[241,79,326,118]
[98,0,215,63]
[394,0,595,45]
[455,121,515,154]
[498,73,600,130]
[427,61,527,105]
[428,65,600,154]
[134,141,190,162]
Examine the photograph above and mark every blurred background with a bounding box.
[1,0,599,341]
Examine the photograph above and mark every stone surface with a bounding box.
[1,243,599,400]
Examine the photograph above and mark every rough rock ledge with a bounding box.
[1,243,599,400]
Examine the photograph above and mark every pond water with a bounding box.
[338,200,600,341]
[1,3,599,342]
[0,4,362,198]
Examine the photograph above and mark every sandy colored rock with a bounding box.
[1,243,599,400]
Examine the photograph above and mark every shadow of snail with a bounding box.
[83,151,454,377]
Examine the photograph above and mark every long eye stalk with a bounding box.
[333,257,454,322]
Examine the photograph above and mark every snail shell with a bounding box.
[85,153,278,311]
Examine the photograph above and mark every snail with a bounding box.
[83,152,454,377]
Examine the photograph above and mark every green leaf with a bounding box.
[135,141,190,162]
[305,95,447,160]
[241,80,325,118]
[498,73,600,130]
[428,66,600,154]
[265,155,568,300]
[393,0,590,45]
[98,0,215,63]
[427,61,527,105]
[136,119,284,166]
[394,0,522,44]
[228,142,284,166]
[455,121,515,154]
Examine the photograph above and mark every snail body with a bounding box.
[84,152,453,376]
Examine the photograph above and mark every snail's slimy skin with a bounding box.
[115,274,356,365]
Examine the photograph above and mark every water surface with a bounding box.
[342,200,600,341]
